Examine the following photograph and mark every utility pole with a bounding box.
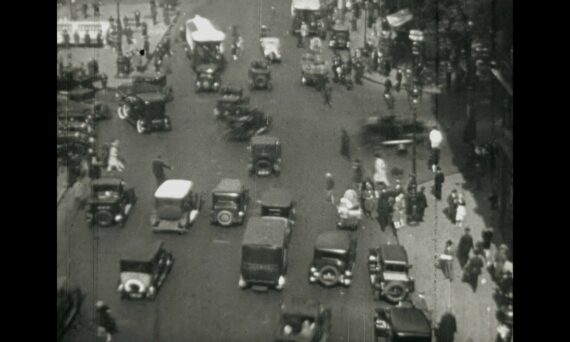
[116,0,123,56]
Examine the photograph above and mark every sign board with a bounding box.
[57,19,110,45]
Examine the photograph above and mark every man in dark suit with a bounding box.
[457,227,474,268]
[152,155,173,187]
[433,167,445,200]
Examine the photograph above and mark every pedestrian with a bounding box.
[141,21,148,37]
[462,253,485,292]
[73,31,81,45]
[392,193,406,229]
[376,190,390,231]
[351,159,363,186]
[384,77,392,94]
[340,129,350,160]
[151,4,158,25]
[395,69,403,92]
[437,240,455,280]
[474,240,485,258]
[143,38,150,58]
[82,2,89,18]
[481,226,494,255]
[361,179,376,217]
[107,140,125,172]
[416,186,427,221]
[134,10,141,27]
[71,176,87,209]
[300,22,308,47]
[428,126,443,171]
[455,199,466,227]
[457,227,474,268]
[92,1,100,17]
[446,189,458,223]
[87,57,96,76]
[433,167,445,200]
[84,31,91,46]
[96,30,103,46]
[325,173,335,203]
[463,106,477,146]
[372,153,389,188]
[323,84,332,107]
[124,26,133,45]
[95,301,117,342]
[152,155,173,187]
[435,310,457,342]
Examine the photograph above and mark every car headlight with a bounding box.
[238,211,244,217]
[278,275,286,286]
[88,148,94,154]
[147,286,155,295]
[368,255,377,262]
[213,82,219,88]
[89,137,95,143]
[345,270,352,277]
[115,214,123,221]
[196,81,200,86]
[310,267,317,273]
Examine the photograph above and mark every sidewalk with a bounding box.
[57,2,174,89]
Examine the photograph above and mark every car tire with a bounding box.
[136,120,146,134]
[95,210,113,227]
[318,265,340,287]
[117,104,126,119]
[217,210,234,227]
[383,282,408,303]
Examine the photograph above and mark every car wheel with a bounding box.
[217,210,234,227]
[136,120,146,134]
[117,104,126,120]
[94,210,113,227]
[383,282,408,303]
[318,265,340,287]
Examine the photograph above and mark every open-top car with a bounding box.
[86,177,136,227]
[117,240,174,300]
[259,188,296,224]
[260,37,282,64]
[210,178,249,227]
[116,81,171,134]
[368,244,415,303]
[374,306,432,342]
[239,217,291,292]
[223,107,272,141]
[120,71,173,102]
[248,60,273,91]
[213,93,250,121]
[328,23,350,50]
[274,297,332,342]
[57,277,83,342]
[248,135,282,176]
[195,64,222,93]
[301,53,329,90]
[150,179,202,234]
[308,231,356,288]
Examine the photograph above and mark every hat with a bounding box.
[112,140,120,147]
[96,300,105,309]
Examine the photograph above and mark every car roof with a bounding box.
[261,37,280,45]
[260,188,292,208]
[92,178,123,187]
[137,92,166,102]
[154,179,193,199]
[242,217,287,246]
[380,244,408,263]
[212,178,243,194]
[315,231,350,252]
[281,297,321,318]
[386,307,431,336]
[251,135,279,145]
[121,240,164,262]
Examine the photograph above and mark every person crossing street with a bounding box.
[152,155,173,187]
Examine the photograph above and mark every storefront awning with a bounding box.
[386,9,413,28]
[491,68,513,96]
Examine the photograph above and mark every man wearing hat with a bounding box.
[107,140,125,172]
[152,155,173,187]
[95,301,117,342]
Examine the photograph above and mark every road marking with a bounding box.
[212,239,230,244]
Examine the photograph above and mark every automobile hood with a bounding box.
[120,272,151,288]
[382,271,410,282]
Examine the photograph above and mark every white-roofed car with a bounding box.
[150,179,203,234]
[260,37,282,64]
[184,15,227,71]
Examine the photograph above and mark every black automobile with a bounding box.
[362,115,427,149]
[274,297,331,342]
[239,217,291,292]
[248,135,281,176]
[195,64,222,93]
[368,244,415,303]
[259,188,296,224]
[57,277,83,342]
[328,23,350,50]
[300,53,329,90]
[117,240,174,300]
[57,93,111,121]
[223,108,272,141]
[210,178,249,227]
[374,306,432,342]
[121,71,173,102]
[213,94,250,121]
[58,66,108,91]
[85,177,136,227]
[57,131,96,161]
[308,231,357,288]
[116,82,171,134]
[248,60,273,91]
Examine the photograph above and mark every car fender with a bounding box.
[189,209,199,223]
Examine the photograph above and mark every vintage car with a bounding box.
[368,244,415,303]
[248,61,273,91]
[57,119,95,135]
[120,72,173,102]
[195,64,222,92]
[308,231,357,288]
[210,178,249,227]
[248,135,282,176]
[331,52,353,90]
[374,306,432,342]
[223,108,272,141]
[220,85,244,97]
[213,94,250,121]
[361,115,428,151]
[301,53,329,90]
[57,132,96,161]
[260,37,282,63]
[57,93,111,121]
[274,297,331,342]
[336,189,362,230]
[85,177,136,227]
[328,23,350,50]
[58,66,108,91]
[184,15,227,71]
[117,240,174,300]
[116,81,171,134]
[259,188,296,224]
[239,217,291,291]
[291,0,327,39]
[150,179,202,234]
[57,277,83,341]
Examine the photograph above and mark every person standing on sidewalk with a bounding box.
[351,159,364,187]
[435,309,457,342]
[417,186,427,221]
[433,167,445,200]
[340,129,350,160]
[152,155,173,187]
[462,253,485,292]
[373,153,389,188]
[395,69,403,92]
[446,189,458,223]
[392,193,406,229]
[481,226,494,258]
[325,173,335,203]
[438,240,455,281]
[95,301,117,342]
[457,227,474,268]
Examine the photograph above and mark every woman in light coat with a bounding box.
[373,153,390,187]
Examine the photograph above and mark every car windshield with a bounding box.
[385,263,408,272]
[261,206,288,218]
[213,194,239,207]
[253,144,274,155]
[242,245,281,266]
[142,101,166,119]
[132,82,160,94]
[334,32,348,39]
[315,250,347,261]
[120,260,153,273]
